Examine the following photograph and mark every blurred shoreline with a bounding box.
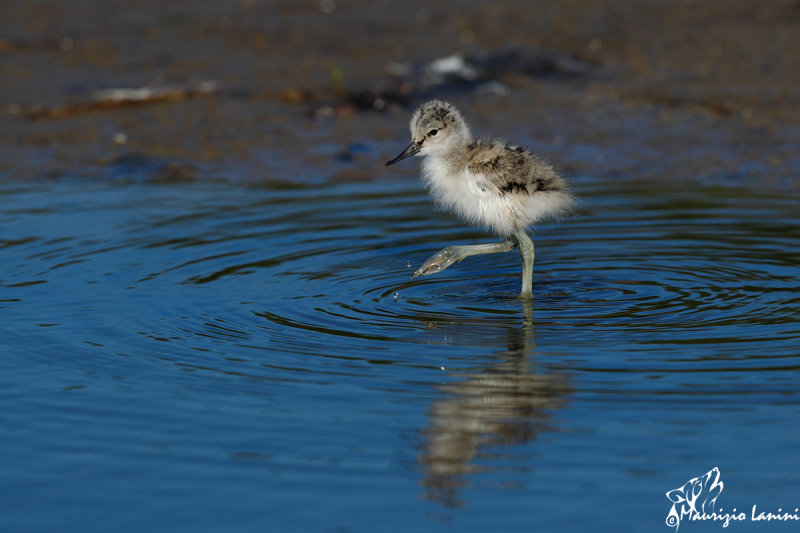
[1,0,798,187]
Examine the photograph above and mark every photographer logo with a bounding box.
[665,468,799,531]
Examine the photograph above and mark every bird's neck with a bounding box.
[429,134,473,172]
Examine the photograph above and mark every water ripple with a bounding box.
[0,179,798,395]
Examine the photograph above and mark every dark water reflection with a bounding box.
[421,301,571,508]
[1,178,798,531]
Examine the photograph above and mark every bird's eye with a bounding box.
[427,129,438,137]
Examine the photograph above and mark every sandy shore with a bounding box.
[1,0,797,186]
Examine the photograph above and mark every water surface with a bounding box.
[1,177,798,532]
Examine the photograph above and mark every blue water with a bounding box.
[1,177,798,532]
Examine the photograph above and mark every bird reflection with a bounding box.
[419,300,570,507]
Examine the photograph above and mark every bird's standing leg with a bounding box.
[412,239,516,278]
[514,230,535,298]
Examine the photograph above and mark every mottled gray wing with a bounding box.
[467,142,559,194]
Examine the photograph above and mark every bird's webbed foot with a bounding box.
[412,246,462,278]
[411,239,516,279]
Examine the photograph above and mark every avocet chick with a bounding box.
[385,100,574,298]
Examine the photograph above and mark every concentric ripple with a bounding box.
[1,178,798,395]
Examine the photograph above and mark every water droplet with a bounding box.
[392,292,399,302]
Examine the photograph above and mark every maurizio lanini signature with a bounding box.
[666,467,799,531]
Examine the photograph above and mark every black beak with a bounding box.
[385,142,421,166]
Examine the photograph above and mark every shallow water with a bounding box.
[1,177,798,531]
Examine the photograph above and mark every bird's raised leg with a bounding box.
[412,239,516,278]
[515,230,535,298]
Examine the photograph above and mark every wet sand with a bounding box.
[1,0,798,186]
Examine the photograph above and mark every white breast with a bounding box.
[421,157,569,236]
[422,158,520,235]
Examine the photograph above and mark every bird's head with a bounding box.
[385,100,471,166]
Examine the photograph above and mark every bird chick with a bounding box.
[386,100,574,297]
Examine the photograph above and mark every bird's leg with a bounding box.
[515,230,535,298]
[412,238,516,278]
